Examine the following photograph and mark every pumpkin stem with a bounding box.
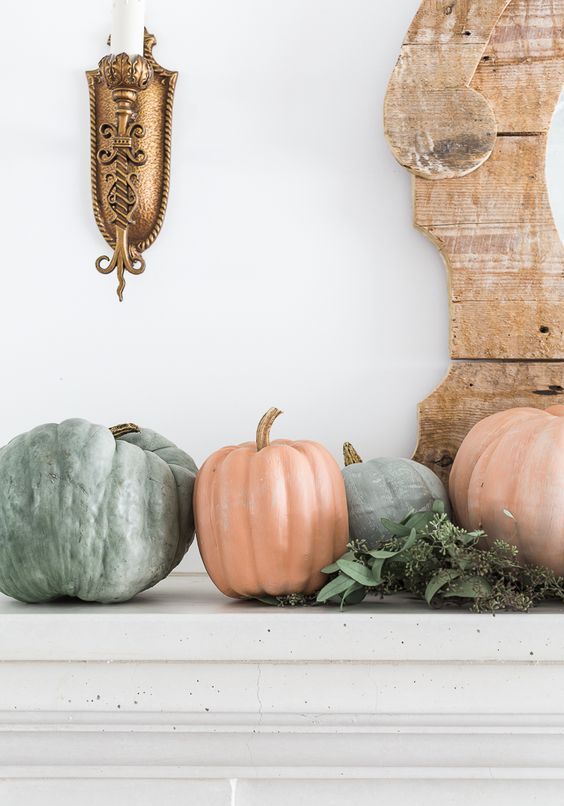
[256,408,283,451]
[110,423,141,439]
[343,442,363,466]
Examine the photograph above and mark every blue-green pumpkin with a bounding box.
[0,419,197,603]
[342,443,450,549]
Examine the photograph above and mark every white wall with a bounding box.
[547,88,564,244]
[0,0,448,567]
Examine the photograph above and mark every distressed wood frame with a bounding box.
[384,0,564,483]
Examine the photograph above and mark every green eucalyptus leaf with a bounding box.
[317,574,357,603]
[400,508,416,524]
[321,551,355,575]
[402,528,418,552]
[368,546,403,559]
[344,587,369,606]
[255,595,281,606]
[425,570,461,605]
[432,500,446,514]
[372,557,386,584]
[340,581,366,609]
[336,559,379,587]
[444,577,493,599]
[368,529,417,561]
[380,518,412,538]
[461,531,484,546]
[403,512,436,531]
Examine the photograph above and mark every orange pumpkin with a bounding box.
[194,408,349,598]
[450,405,564,573]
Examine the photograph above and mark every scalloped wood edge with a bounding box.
[384,0,511,179]
[385,0,564,479]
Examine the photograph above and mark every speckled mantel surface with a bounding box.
[1,571,563,663]
[1,571,564,804]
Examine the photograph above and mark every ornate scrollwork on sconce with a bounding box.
[87,32,177,301]
[94,53,153,300]
[99,52,153,90]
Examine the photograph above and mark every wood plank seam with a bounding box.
[385,0,564,478]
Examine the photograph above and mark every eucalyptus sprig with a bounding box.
[256,502,564,612]
[316,501,564,612]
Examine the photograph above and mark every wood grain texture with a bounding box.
[471,0,564,133]
[384,0,510,179]
[412,2,564,360]
[415,136,550,227]
[386,0,564,478]
[404,0,514,45]
[414,362,564,485]
[416,135,564,359]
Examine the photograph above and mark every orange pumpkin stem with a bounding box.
[256,408,283,451]
[343,442,363,466]
[110,423,141,439]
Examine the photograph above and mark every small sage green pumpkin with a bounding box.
[0,419,197,603]
[342,443,450,549]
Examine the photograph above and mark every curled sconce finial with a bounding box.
[86,31,177,301]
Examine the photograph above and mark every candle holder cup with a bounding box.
[87,30,177,300]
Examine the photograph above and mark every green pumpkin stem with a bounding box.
[343,442,363,466]
[256,407,283,451]
[110,423,141,439]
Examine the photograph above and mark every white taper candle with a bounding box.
[111,0,146,55]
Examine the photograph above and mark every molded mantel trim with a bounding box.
[1,575,563,796]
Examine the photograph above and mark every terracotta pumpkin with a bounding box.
[449,405,564,573]
[194,408,349,598]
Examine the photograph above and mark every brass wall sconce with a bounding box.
[86,30,177,300]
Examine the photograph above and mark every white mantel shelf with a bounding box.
[2,572,564,806]
[1,571,564,663]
